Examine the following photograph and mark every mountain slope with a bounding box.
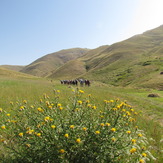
[0,65,24,72]
[81,25,163,89]
[20,48,89,77]
[0,67,37,79]
[48,25,163,90]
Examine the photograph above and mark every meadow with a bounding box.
[0,77,162,162]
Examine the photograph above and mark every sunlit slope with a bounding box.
[20,48,89,77]
[0,67,37,79]
[47,59,86,79]
[81,25,163,89]
[47,45,110,79]
[0,65,24,72]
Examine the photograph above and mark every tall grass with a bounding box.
[0,78,162,162]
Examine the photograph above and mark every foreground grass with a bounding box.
[0,78,162,162]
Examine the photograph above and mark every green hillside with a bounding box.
[20,48,89,77]
[0,67,37,79]
[47,59,86,79]
[80,25,163,89]
[0,65,24,72]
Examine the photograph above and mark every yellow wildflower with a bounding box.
[36,133,41,137]
[134,112,138,115]
[92,105,96,109]
[79,90,84,93]
[23,100,27,104]
[138,133,143,137]
[126,111,131,116]
[6,113,10,116]
[111,128,116,132]
[95,130,100,134]
[64,134,69,138]
[88,94,91,97]
[70,125,75,129]
[26,144,31,148]
[44,116,50,122]
[76,138,81,143]
[142,153,147,157]
[100,123,105,127]
[59,107,63,110]
[57,103,62,107]
[46,101,50,106]
[26,129,34,135]
[87,104,92,108]
[78,101,82,105]
[20,106,24,111]
[82,127,87,131]
[106,123,111,126]
[59,149,65,154]
[86,100,90,103]
[131,139,136,144]
[111,137,116,142]
[37,107,44,112]
[0,108,2,112]
[130,148,137,154]
[1,125,6,129]
[48,105,52,109]
[122,109,126,112]
[51,125,56,129]
[139,159,144,163]
[126,131,131,134]
[18,133,23,137]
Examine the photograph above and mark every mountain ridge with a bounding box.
[1,25,163,89]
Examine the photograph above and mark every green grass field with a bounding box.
[0,77,162,162]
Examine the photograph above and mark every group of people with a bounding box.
[60,79,91,86]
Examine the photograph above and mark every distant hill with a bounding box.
[47,45,110,79]
[0,65,24,72]
[49,25,163,90]
[20,48,89,77]
[81,25,163,89]
[5,25,162,90]
[0,67,37,79]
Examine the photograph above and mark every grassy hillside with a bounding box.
[0,78,162,162]
[0,65,24,72]
[80,25,163,89]
[20,48,89,77]
[0,67,38,79]
[47,59,86,79]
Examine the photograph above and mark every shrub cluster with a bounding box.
[0,88,155,162]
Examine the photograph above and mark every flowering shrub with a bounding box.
[0,88,155,162]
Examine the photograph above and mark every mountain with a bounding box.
[49,25,163,90]
[0,67,37,79]
[81,25,163,89]
[20,48,89,77]
[47,45,110,79]
[0,65,24,72]
[7,25,162,90]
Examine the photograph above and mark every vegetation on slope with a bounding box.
[20,48,89,77]
[0,67,37,79]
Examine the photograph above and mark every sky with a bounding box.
[0,0,163,65]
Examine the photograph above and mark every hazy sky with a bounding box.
[0,0,163,65]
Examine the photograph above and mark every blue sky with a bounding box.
[0,0,163,65]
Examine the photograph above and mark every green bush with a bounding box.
[0,88,155,162]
